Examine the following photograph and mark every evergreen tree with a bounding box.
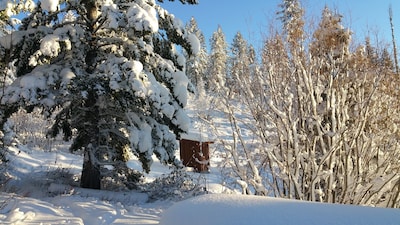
[364,37,379,65]
[228,31,250,96]
[380,47,395,70]
[185,17,208,98]
[208,25,228,93]
[0,0,198,189]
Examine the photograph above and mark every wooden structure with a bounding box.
[179,138,212,172]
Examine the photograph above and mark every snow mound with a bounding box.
[159,194,400,225]
[0,193,83,224]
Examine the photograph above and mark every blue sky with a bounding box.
[162,0,400,49]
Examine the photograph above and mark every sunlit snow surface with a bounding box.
[160,194,400,225]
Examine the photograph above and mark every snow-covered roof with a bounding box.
[180,130,214,142]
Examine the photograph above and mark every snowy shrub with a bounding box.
[207,1,400,208]
[144,169,207,202]
[1,119,16,147]
[46,167,78,186]
[11,109,54,150]
[101,165,144,191]
[2,166,78,197]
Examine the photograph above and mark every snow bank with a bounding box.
[159,194,400,225]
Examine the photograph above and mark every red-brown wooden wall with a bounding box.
[179,139,211,172]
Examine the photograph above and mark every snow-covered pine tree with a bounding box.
[185,17,207,98]
[208,25,228,93]
[0,0,199,189]
[228,31,250,97]
[0,1,33,162]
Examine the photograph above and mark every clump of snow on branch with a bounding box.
[127,1,158,33]
[60,68,76,87]
[187,33,200,55]
[41,0,59,12]
[62,10,77,23]
[101,0,121,29]
[172,70,189,107]
[39,34,60,57]
[1,65,73,108]
[0,0,36,18]
[0,1,15,17]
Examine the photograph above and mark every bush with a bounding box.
[144,169,207,202]
[101,165,144,191]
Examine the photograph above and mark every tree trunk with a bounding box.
[80,147,101,189]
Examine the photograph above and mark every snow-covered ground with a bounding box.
[0,146,164,225]
[0,130,224,224]
[1,98,400,224]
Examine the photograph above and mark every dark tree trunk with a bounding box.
[77,89,101,189]
[78,0,101,189]
[80,148,101,189]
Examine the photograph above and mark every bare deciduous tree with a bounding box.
[212,3,400,208]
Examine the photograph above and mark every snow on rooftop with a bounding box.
[180,130,214,142]
[180,121,215,142]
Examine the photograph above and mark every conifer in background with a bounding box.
[208,25,228,93]
[185,17,208,98]
[228,31,250,97]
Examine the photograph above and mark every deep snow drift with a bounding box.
[160,194,400,225]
